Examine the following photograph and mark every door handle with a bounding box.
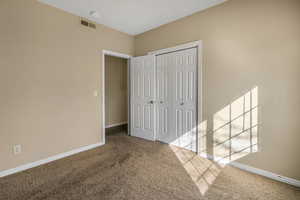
[160,101,163,104]
[148,100,154,104]
[180,102,184,106]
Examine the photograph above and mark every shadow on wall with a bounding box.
[170,86,260,195]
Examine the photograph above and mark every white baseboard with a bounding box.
[105,122,127,128]
[230,161,300,187]
[0,142,104,178]
[199,153,300,188]
[1,143,299,188]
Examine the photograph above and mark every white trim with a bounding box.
[199,153,300,187]
[102,50,132,144]
[148,41,201,55]
[0,142,104,178]
[127,60,131,135]
[105,122,128,128]
[230,161,300,187]
[197,42,203,154]
[102,50,131,59]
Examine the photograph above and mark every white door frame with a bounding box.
[101,50,132,144]
[148,40,203,152]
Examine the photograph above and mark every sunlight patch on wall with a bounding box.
[213,87,259,164]
[169,87,259,196]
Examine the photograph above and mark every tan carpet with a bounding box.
[0,132,299,200]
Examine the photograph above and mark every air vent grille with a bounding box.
[81,20,89,26]
[88,23,96,29]
[80,19,96,29]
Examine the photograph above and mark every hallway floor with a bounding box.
[1,132,299,200]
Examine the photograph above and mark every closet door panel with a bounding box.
[131,55,156,141]
[156,54,174,142]
[157,48,197,152]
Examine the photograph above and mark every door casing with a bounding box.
[101,50,132,145]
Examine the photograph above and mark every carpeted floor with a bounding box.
[0,132,299,200]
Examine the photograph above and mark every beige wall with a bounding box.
[0,0,134,172]
[135,0,300,180]
[105,56,128,127]
[1,0,299,181]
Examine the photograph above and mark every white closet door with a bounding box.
[130,55,156,141]
[173,48,197,152]
[157,48,197,152]
[156,54,174,143]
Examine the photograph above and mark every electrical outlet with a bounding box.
[13,144,22,155]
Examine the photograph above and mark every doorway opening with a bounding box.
[101,41,202,153]
[102,50,131,144]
